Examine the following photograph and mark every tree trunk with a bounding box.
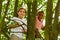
[0,0,10,40]
[27,1,32,40]
[26,0,37,40]
[45,0,53,40]
[52,0,60,40]
[0,0,3,40]
[13,0,18,17]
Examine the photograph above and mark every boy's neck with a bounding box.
[18,16,23,19]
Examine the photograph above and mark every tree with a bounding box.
[52,0,60,40]
[45,0,53,40]
[26,0,37,40]
[0,0,3,40]
[0,0,10,40]
[45,0,60,40]
[13,0,18,17]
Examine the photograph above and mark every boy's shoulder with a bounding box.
[10,17,19,20]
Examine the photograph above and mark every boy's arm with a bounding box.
[22,23,27,33]
[7,24,18,29]
[7,21,21,29]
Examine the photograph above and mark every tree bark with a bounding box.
[26,1,32,40]
[13,0,18,17]
[45,0,53,40]
[52,0,60,40]
[0,0,3,40]
[26,0,37,40]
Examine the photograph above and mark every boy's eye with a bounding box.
[39,14,43,16]
[19,11,25,13]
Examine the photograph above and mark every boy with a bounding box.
[35,11,44,40]
[8,8,27,40]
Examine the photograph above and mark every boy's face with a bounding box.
[18,9,26,18]
[38,13,43,19]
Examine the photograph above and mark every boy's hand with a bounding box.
[41,27,45,30]
[7,22,22,29]
[23,29,27,34]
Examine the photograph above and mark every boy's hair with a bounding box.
[17,7,26,13]
[37,11,44,15]
[38,11,44,14]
